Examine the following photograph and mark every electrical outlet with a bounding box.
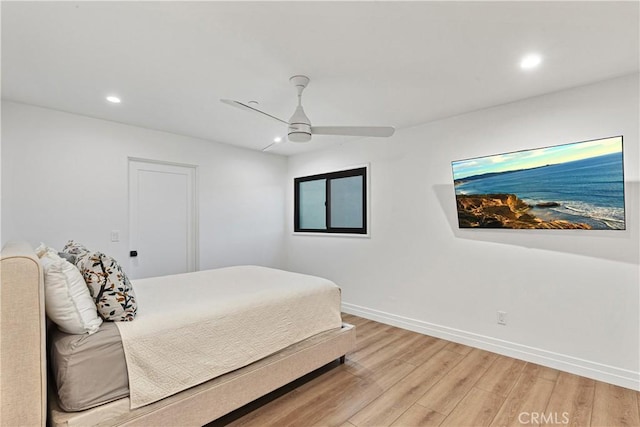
[497,311,507,326]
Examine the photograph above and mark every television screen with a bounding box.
[451,136,625,230]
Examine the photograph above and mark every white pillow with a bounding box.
[36,244,102,334]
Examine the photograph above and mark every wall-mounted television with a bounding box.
[451,136,625,230]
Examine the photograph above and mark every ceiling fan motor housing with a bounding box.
[288,105,312,142]
[288,125,312,142]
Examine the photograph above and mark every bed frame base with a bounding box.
[50,323,355,427]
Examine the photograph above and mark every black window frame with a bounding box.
[294,166,368,234]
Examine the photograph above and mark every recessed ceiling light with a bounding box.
[274,137,282,143]
[520,54,542,70]
[106,96,121,103]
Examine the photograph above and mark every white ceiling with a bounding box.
[2,1,638,156]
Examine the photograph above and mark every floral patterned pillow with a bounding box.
[76,252,137,321]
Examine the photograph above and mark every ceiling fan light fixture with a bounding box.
[288,132,312,143]
[288,125,312,143]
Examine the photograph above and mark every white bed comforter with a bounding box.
[115,265,342,409]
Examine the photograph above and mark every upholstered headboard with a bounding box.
[0,241,47,426]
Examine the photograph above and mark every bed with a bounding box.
[0,241,356,426]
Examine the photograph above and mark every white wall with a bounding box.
[286,74,640,390]
[1,101,288,273]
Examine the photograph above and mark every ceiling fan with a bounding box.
[221,75,395,150]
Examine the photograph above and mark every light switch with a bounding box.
[111,230,120,242]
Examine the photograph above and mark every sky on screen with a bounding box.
[452,136,622,180]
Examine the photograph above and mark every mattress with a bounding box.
[50,322,129,411]
[50,265,342,411]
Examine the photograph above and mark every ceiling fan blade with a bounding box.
[220,99,289,125]
[311,126,395,137]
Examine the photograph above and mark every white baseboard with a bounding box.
[342,302,640,391]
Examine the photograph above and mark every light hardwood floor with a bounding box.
[213,314,640,427]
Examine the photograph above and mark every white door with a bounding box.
[129,159,197,279]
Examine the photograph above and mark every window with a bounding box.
[294,167,367,234]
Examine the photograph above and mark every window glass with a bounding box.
[299,179,326,230]
[330,176,363,228]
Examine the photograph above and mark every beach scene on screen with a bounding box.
[451,136,625,230]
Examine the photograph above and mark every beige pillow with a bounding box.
[36,244,102,334]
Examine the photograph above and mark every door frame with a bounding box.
[128,157,199,277]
